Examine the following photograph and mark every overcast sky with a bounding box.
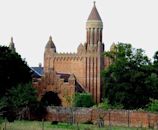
[0,0,158,66]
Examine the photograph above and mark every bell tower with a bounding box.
[86,1,103,46]
[84,2,104,103]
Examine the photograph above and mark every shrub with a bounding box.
[146,99,158,112]
[97,99,110,110]
[73,93,94,107]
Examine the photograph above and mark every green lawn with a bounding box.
[0,120,152,130]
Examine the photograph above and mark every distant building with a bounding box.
[34,3,113,106]
[30,2,114,106]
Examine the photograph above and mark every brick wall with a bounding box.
[45,107,158,129]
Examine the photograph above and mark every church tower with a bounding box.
[86,2,103,46]
[44,36,56,73]
[84,2,104,103]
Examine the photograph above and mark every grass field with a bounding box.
[0,120,153,130]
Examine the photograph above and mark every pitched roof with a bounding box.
[88,2,102,21]
[56,73,85,93]
[45,36,56,49]
[57,73,70,82]
[75,81,85,93]
[31,67,44,78]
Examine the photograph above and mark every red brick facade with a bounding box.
[33,3,112,106]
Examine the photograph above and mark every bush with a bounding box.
[73,93,94,107]
[146,99,158,112]
[94,99,123,110]
[97,99,110,110]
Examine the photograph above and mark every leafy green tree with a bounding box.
[144,51,158,102]
[0,83,37,121]
[103,43,152,109]
[145,73,158,99]
[73,93,94,107]
[153,51,158,64]
[0,46,31,97]
[7,82,37,108]
[0,46,35,121]
[0,97,7,111]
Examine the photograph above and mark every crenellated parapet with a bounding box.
[51,52,84,61]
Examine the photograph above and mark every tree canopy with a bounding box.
[102,43,158,109]
[0,46,36,120]
[7,83,37,108]
[0,46,31,96]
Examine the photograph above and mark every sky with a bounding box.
[0,0,158,66]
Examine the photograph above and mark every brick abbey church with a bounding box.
[10,2,114,106]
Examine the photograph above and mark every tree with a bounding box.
[7,83,37,108]
[0,46,34,120]
[4,83,37,120]
[153,51,158,64]
[103,43,153,109]
[144,51,158,101]
[0,46,31,97]
[73,93,94,107]
[0,97,7,111]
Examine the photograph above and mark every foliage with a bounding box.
[96,99,110,110]
[7,82,37,108]
[73,93,94,107]
[146,99,158,112]
[102,43,157,109]
[145,73,158,99]
[95,99,123,110]
[0,83,37,121]
[0,46,31,97]
[0,46,34,121]
[153,51,158,64]
[0,97,7,110]
[0,117,3,125]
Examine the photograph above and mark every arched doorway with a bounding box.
[41,91,61,106]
